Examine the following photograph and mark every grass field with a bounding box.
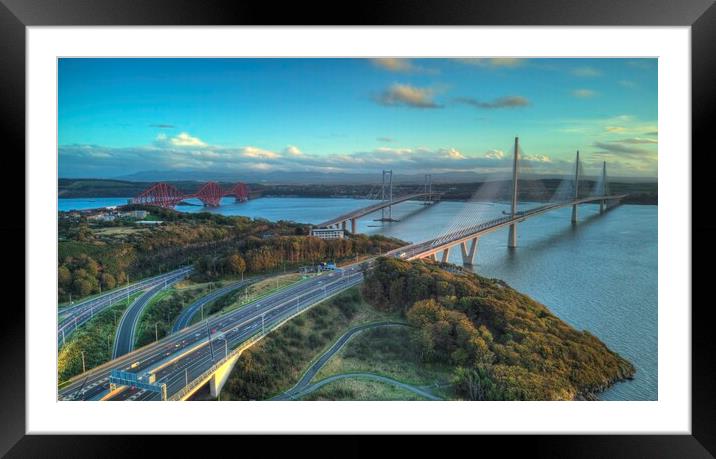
[134,279,221,348]
[302,378,425,401]
[311,326,455,399]
[215,287,401,401]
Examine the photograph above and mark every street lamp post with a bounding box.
[80,350,86,374]
[155,322,159,342]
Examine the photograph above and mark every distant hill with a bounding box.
[58,177,657,204]
[105,169,656,186]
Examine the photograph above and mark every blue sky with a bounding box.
[58,58,657,179]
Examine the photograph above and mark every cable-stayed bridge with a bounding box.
[387,195,624,263]
[57,137,629,402]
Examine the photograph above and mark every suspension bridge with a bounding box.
[316,170,440,233]
[131,181,250,208]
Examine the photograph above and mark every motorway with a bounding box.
[171,277,263,333]
[58,266,193,347]
[112,269,191,358]
[58,265,366,401]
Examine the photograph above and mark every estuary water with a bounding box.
[59,196,657,400]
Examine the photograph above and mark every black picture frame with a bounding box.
[2,0,712,456]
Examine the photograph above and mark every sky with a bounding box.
[58,58,658,179]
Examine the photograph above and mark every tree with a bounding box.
[72,278,93,297]
[58,266,72,288]
[100,273,116,290]
[225,253,246,276]
[452,366,500,401]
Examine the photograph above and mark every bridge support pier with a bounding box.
[428,253,437,262]
[460,238,479,265]
[571,150,580,224]
[342,221,347,231]
[508,224,517,248]
[350,218,357,234]
[600,200,605,214]
[440,247,451,263]
[209,353,241,398]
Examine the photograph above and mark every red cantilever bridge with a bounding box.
[132,181,250,208]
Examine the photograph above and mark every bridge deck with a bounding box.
[317,192,437,227]
[387,194,626,260]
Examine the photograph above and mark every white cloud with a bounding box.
[572,89,597,98]
[374,84,442,108]
[369,58,436,74]
[162,132,207,147]
[571,66,602,77]
[240,146,280,159]
[484,149,505,159]
[522,154,551,163]
[283,145,303,156]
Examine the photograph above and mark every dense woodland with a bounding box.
[58,206,404,302]
[361,257,635,400]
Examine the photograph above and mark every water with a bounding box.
[58,197,134,211]
[58,196,657,400]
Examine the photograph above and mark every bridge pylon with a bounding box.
[600,161,607,214]
[571,150,580,223]
[460,237,479,265]
[423,174,433,205]
[507,136,519,248]
[377,169,396,222]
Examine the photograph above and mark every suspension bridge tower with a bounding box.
[508,136,519,248]
[379,169,395,221]
[571,150,580,223]
[423,173,433,205]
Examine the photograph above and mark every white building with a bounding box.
[310,227,344,240]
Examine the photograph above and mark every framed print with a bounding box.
[4,0,713,455]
